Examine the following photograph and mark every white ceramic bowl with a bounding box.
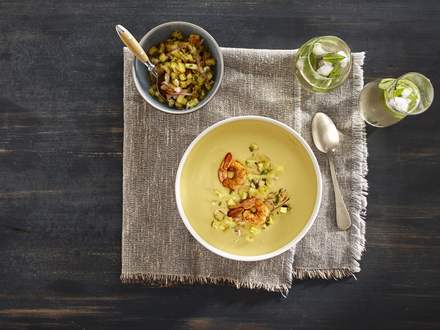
[175,116,322,261]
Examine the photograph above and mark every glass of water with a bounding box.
[360,72,434,127]
[294,36,352,93]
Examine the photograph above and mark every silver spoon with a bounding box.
[115,24,166,100]
[312,112,351,230]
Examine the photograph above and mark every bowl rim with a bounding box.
[132,21,224,115]
[175,115,323,261]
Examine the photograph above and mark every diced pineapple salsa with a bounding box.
[147,31,216,109]
[211,145,292,242]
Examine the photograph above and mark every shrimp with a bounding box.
[218,152,247,190]
[227,197,271,226]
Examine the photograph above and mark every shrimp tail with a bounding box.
[218,152,232,183]
[234,197,256,210]
[227,207,244,219]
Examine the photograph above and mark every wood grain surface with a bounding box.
[0,0,439,329]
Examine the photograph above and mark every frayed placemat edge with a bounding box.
[121,273,290,295]
[292,268,356,280]
[349,52,368,273]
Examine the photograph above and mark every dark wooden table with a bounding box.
[1,1,439,329]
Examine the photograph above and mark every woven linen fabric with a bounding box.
[121,47,367,293]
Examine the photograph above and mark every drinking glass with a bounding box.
[294,36,352,93]
[360,72,434,127]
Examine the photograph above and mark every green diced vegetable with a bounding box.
[213,189,223,198]
[224,217,236,228]
[186,98,199,108]
[171,31,183,40]
[159,53,168,62]
[249,226,261,235]
[249,143,259,152]
[176,95,187,105]
[177,62,186,73]
[214,209,225,221]
[212,221,226,231]
[148,46,158,55]
[205,58,216,66]
[279,206,288,214]
[170,62,178,72]
[185,63,198,70]
[248,187,257,197]
[180,80,191,88]
[258,185,268,194]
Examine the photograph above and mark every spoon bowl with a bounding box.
[312,112,340,154]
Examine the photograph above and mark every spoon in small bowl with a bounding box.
[115,24,166,100]
[312,112,351,230]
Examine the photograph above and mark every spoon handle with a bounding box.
[328,156,351,230]
[115,25,149,64]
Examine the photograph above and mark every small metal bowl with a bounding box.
[132,21,224,114]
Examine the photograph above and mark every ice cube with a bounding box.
[389,97,410,112]
[317,61,334,76]
[337,50,349,68]
[401,88,412,98]
[337,50,347,57]
[312,43,329,56]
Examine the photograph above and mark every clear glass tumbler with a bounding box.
[360,72,434,127]
[294,36,352,93]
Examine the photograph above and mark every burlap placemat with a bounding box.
[121,47,367,293]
